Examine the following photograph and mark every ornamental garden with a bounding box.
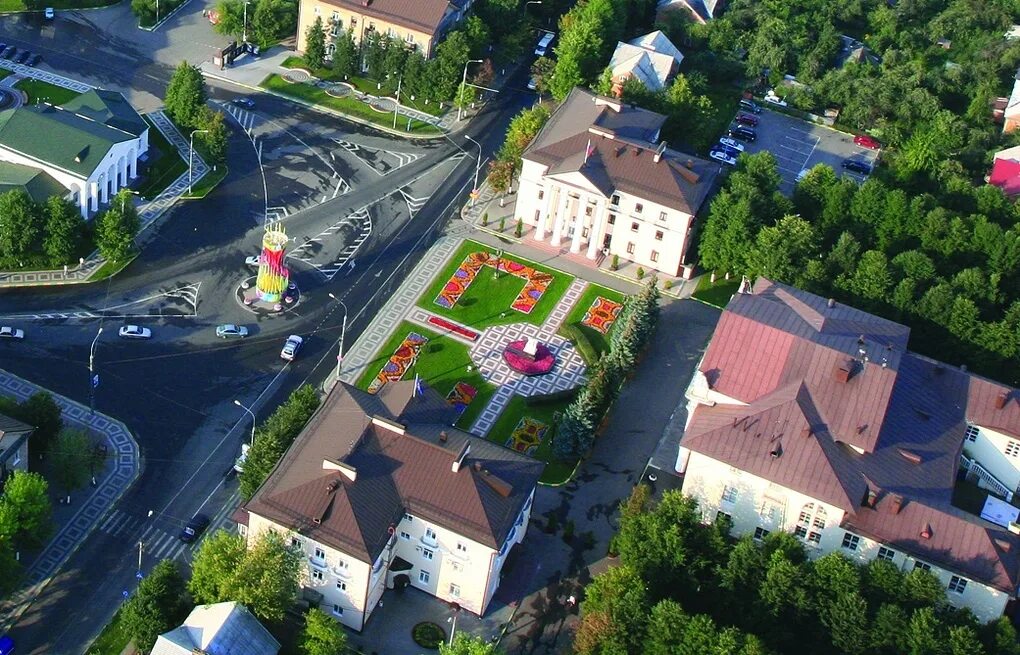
[353,240,640,484]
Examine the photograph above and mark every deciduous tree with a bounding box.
[120,559,189,652]
[95,191,140,262]
[2,471,51,549]
[164,62,208,129]
[0,190,41,262]
[49,429,92,493]
[302,607,348,655]
[221,529,301,622]
[42,197,84,266]
[188,529,247,604]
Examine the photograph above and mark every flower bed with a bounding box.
[581,296,624,334]
[367,332,428,394]
[434,252,554,315]
[506,416,548,454]
[427,315,479,340]
[445,381,477,410]
[503,339,556,376]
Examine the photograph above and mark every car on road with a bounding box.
[280,334,303,361]
[118,325,152,339]
[233,443,250,473]
[709,149,738,166]
[739,99,762,114]
[0,327,24,340]
[244,255,260,267]
[44,7,54,18]
[14,51,30,65]
[2,47,16,60]
[853,134,881,150]
[179,514,210,543]
[718,137,745,152]
[216,324,248,339]
[26,53,40,67]
[842,158,873,174]
[231,97,256,110]
[735,113,759,127]
[727,127,757,143]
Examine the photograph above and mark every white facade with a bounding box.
[680,449,1011,622]
[515,159,695,276]
[962,424,1020,496]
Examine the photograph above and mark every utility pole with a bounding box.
[89,327,103,414]
[328,293,349,386]
[457,59,483,122]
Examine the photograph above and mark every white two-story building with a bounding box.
[238,380,543,631]
[513,87,719,278]
[676,278,1020,622]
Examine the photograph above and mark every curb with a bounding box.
[137,0,193,32]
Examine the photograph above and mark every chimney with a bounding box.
[473,461,483,472]
[997,392,1009,410]
[920,523,932,540]
[451,443,471,473]
[889,495,903,514]
[827,298,835,308]
[834,360,854,383]
[866,489,878,508]
[632,146,641,156]
[439,430,448,443]
[897,448,922,464]
[769,442,783,459]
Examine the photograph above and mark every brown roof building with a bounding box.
[677,278,1020,621]
[240,381,543,630]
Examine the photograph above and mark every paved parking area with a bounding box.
[731,109,880,194]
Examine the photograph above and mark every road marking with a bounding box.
[330,138,423,176]
[398,188,429,217]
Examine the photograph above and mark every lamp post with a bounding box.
[233,400,256,446]
[88,326,103,414]
[457,59,483,122]
[328,293,349,386]
[189,129,209,194]
[155,0,159,24]
[447,604,462,647]
[392,73,403,130]
[242,0,251,43]
[464,134,481,206]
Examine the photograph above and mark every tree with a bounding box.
[198,109,229,167]
[440,633,500,655]
[120,559,189,652]
[304,16,326,70]
[0,190,41,261]
[188,529,247,604]
[2,471,51,549]
[302,607,348,655]
[221,530,301,622]
[164,62,207,129]
[211,0,245,37]
[239,385,321,500]
[49,429,91,493]
[824,592,869,655]
[746,214,818,286]
[574,565,648,655]
[42,196,84,266]
[95,191,140,262]
[402,51,428,98]
[846,250,892,302]
[432,30,472,100]
[250,0,296,49]
[18,391,62,456]
[530,56,555,96]
[331,28,358,79]
[551,396,595,461]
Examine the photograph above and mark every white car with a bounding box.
[717,137,745,152]
[233,443,251,473]
[43,7,54,19]
[280,335,303,361]
[245,255,260,267]
[0,326,24,339]
[118,325,152,339]
[796,168,811,182]
[709,149,737,166]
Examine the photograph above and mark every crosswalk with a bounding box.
[97,510,188,562]
[288,206,372,279]
[221,102,257,133]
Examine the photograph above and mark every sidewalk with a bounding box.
[0,369,140,631]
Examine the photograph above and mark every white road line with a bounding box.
[98,510,122,532]
[151,533,175,559]
[139,524,157,541]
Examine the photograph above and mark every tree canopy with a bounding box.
[120,559,190,652]
[239,385,321,500]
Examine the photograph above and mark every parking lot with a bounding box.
[728,108,880,194]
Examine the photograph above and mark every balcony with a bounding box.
[421,533,438,548]
[332,565,351,578]
[308,555,327,569]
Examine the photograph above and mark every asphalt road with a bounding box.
[0,9,537,651]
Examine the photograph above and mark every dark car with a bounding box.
[842,159,872,174]
[739,99,762,114]
[728,127,757,143]
[14,51,30,65]
[179,514,210,543]
[231,97,256,109]
[735,113,759,127]
[1,47,16,59]
[26,53,40,67]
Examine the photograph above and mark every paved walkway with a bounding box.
[0,369,140,631]
[0,60,93,93]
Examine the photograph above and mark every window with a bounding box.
[877,546,896,562]
[635,203,643,214]
[452,561,463,572]
[450,583,461,597]
[965,424,979,442]
[314,547,325,561]
[914,561,932,572]
[419,570,431,584]
[586,205,594,216]
[332,604,344,617]
[425,528,437,540]
[611,194,620,206]
[630,222,639,232]
[456,542,468,553]
[948,576,968,594]
[406,33,415,44]
[1007,441,1020,458]
[291,537,302,549]
[400,531,411,540]
[753,527,770,541]
[842,532,860,551]
[404,513,413,522]
[716,510,731,523]
[650,251,659,263]
[658,211,667,222]
[538,189,544,200]
[422,548,434,560]
[311,569,324,582]
[794,525,808,539]
[796,503,827,538]
[807,532,821,544]
[626,242,635,254]
[655,230,663,241]
[336,580,347,591]
[721,485,738,504]
[12,451,20,467]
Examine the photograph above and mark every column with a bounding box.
[549,190,570,247]
[129,154,138,180]
[78,188,89,218]
[535,185,555,240]
[89,182,99,213]
[587,201,606,259]
[569,198,585,254]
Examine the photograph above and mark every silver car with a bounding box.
[216,324,249,339]
[280,335,303,361]
[0,326,24,339]
[118,325,152,339]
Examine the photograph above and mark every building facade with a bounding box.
[0,413,32,482]
[240,381,543,631]
[514,88,718,277]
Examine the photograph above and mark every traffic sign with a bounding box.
[92,374,100,388]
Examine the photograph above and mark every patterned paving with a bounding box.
[406,307,477,345]
[0,369,139,627]
[0,60,93,93]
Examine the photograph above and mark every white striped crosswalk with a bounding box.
[97,510,188,562]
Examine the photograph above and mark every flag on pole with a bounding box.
[414,374,425,398]
[583,138,594,164]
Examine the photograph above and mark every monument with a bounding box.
[256,222,290,303]
[503,336,556,376]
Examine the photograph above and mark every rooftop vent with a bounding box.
[827,298,836,308]
[451,442,471,473]
[439,430,448,443]
[897,448,922,464]
[889,495,903,514]
[866,489,878,508]
[835,360,855,383]
[920,523,932,540]
[997,392,1009,410]
[769,443,783,459]
[473,461,483,472]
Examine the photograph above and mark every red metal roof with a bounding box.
[990,157,1020,197]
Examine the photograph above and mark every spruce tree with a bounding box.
[304,16,326,70]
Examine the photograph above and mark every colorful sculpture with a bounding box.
[256,222,290,303]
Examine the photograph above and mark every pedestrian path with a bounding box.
[97,510,188,562]
[0,60,93,93]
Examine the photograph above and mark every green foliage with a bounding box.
[0,190,41,262]
[18,391,62,455]
[120,560,189,652]
[575,565,648,654]
[561,324,597,366]
[197,108,230,167]
[164,62,207,129]
[432,30,472,100]
[412,622,446,649]
[515,218,523,238]
[239,385,321,500]
[95,190,140,263]
[42,197,85,267]
[211,0,245,37]
[331,28,358,80]
[50,429,91,492]
[304,16,326,70]
[302,607,348,655]
[1,471,52,550]
[440,633,502,655]
[188,529,247,604]
[249,0,296,49]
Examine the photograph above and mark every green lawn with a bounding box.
[14,78,82,105]
[90,251,138,282]
[417,240,574,329]
[486,394,576,485]
[135,116,187,200]
[692,274,740,308]
[183,165,227,199]
[262,73,441,134]
[558,283,626,354]
[0,0,117,10]
[85,608,131,655]
[354,322,497,430]
[0,70,9,82]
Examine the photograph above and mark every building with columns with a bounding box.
[514,87,719,278]
[0,90,147,219]
[236,380,543,631]
[676,278,1020,622]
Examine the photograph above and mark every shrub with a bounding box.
[563,519,575,543]
[499,216,506,232]
[611,254,619,271]
[663,279,673,290]
[411,622,445,650]
[524,388,578,406]
[561,324,597,366]
[636,267,645,279]
[515,218,523,237]
[481,212,489,226]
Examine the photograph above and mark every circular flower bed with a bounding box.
[503,339,556,376]
[412,622,446,650]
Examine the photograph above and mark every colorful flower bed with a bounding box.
[503,339,556,376]
[434,252,554,315]
[427,315,479,340]
[505,417,548,454]
[367,332,428,394]
[445,381,477,410]
[581,296,624,335]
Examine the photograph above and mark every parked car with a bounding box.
[796,168,811,182]
[118,325,152,339]
[853,134,881,150]
[280,334,303,361]
[14,51,30,65]
[739,99,762,114]
[179,514,210,543]
[842,158,872,174]
[216,324,248,339]
[2,47,17,60]
[527,77,538,91]
[26,53,40,67]
[244,255,260,267]
[233,442,250,473]
[718,137,745,152]
[534,31,554,57]
[231,97,256,109]
[709,149,738,166]
[728,127,757,143]
[44,7,54,19]
[0,327,23,340]
[735,113,759,127]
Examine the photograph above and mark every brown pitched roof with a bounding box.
[244,383,543,563]
[319,0,454,35]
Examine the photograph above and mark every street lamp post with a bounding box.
[447,604,462,647]
[155,0,159,24]
[457,59,483,123]
[328,293,349,385]
[88,327,103,414]
[233,400,256,446]
[242,0,251,43]
[189,129,209,194]
[392,73,403,130]
[464,134,482,206]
